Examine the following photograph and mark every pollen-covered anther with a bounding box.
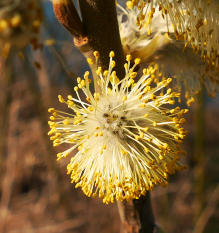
[93,51,99,58]
[48,108,55,113]
[58,95,65,103]
[153,121,157,127]
[122,96,127,102]
[126,54,132,61]
[87,58,94,65]
[94,92,100,101]
[109,51,115,58]
[134,58,141,64]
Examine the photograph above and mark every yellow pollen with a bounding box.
[103,70,109,77]
[143,127,149,132]
[126,1,133,9]
[87,58,94,65]
[11,14,22,27]
[0,19,9,30]
[134,58,141,65]
[144,148,149,153]
[109,51,115,58]
[111,60,116,68]
[50,116,55,120]
[126,54,132,61]
[94,93,100,101]
[122,96,127,102]
[93,51,99,58]
[58,95,64,103]
[88,106,94,112]
[48,108,55,113]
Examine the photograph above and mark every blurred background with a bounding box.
[0,1,218,233]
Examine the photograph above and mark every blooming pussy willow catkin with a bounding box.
[48,52,187,204]
[0,0,43,57]
[118,1,219,102]
[125,0,219,67]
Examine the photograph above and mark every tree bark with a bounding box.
[118,193,155,233]
[78,0,125,78]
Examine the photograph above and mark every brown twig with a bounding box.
[118,193,155,233]
[52,0,85,38]
[52,0,125,78]
[77,0,125,76]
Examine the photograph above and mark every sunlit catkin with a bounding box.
[124,0,219,67]
[48,52,188,204]
[118,1,219,102]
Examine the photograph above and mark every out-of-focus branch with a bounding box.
[118,193,156,233]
